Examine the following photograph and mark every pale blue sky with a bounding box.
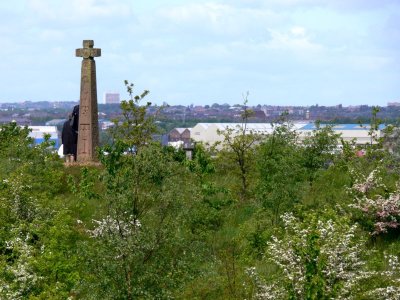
[0,0,398,106]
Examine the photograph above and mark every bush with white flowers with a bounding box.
[250,213,400,299]
[350,168,400,235]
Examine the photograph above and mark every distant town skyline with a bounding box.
[0,0,399,106]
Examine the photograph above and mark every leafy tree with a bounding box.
[186,143,215,185]
[0,122,34,177]
[185,143,232,235]
[301,122,340,183]
[217,94,262,202]
[368,106,383,147]
[257,122,305,224]
[76,82,197,299]
[107,80,155,154]
[358,107,387,160]
[0,122,74,299]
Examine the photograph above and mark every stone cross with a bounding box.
[75,40,101,162]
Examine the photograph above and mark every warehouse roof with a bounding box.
[300,123,386,131]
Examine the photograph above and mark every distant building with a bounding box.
[252,110,267,120]
[298,123,385,145]
[28,126,59,148]
[46,119,65,126]
[191,123,284,146]
[169,128,192,144]
[0,117,31,126]
[104,92,120,104]
[190,122,385,147]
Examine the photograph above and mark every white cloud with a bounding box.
[266,27,323,52]
[156,2,284,36]
[290,26,306,36]
[227,0,399,11]
[160,2,229,24]
[28,0,132,22]
[346,55,393,71]
[39,29,65,41]
[128,52,144,64]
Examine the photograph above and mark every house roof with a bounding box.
[172,127,192,134]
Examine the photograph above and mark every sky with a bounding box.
[0,0,399,106]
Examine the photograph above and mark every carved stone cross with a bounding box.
[76,40,101,59]
[75,40,101,162]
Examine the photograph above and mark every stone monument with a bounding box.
[75,40,101,162]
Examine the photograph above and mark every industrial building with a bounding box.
[298,123,385,145]
[187,122,385,146]
[28,126,59,148]
[190,123,305,145]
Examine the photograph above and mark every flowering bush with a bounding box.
[88,215,141,239]
[349,168,400,235]
[250,213,400,299]
[0,228,40,300]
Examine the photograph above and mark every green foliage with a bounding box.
[301,123,340,182]
[217,94,262,202]
[0,122,33,163]
[108,80,157,155]
[2,100,400,299]
[256,123,305,224]
[0,122,78,299]
[251,212,400,299]
[186,143,215,182]
[185,144,232,235]
[73,83,200,299]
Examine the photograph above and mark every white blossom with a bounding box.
[349,168,400,235]
[250,213,400,299]
[0,229,41,300]
[88,215,141,238]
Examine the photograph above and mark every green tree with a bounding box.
[0,122,75,299]
[107,80,155,154]
[257,122,305,224]
[301,123,340,183]
[217,94,262,202]
[76,82,197,299]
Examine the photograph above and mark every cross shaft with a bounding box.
[75,39,101,163]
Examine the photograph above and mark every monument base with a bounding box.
[64,161,102,167]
